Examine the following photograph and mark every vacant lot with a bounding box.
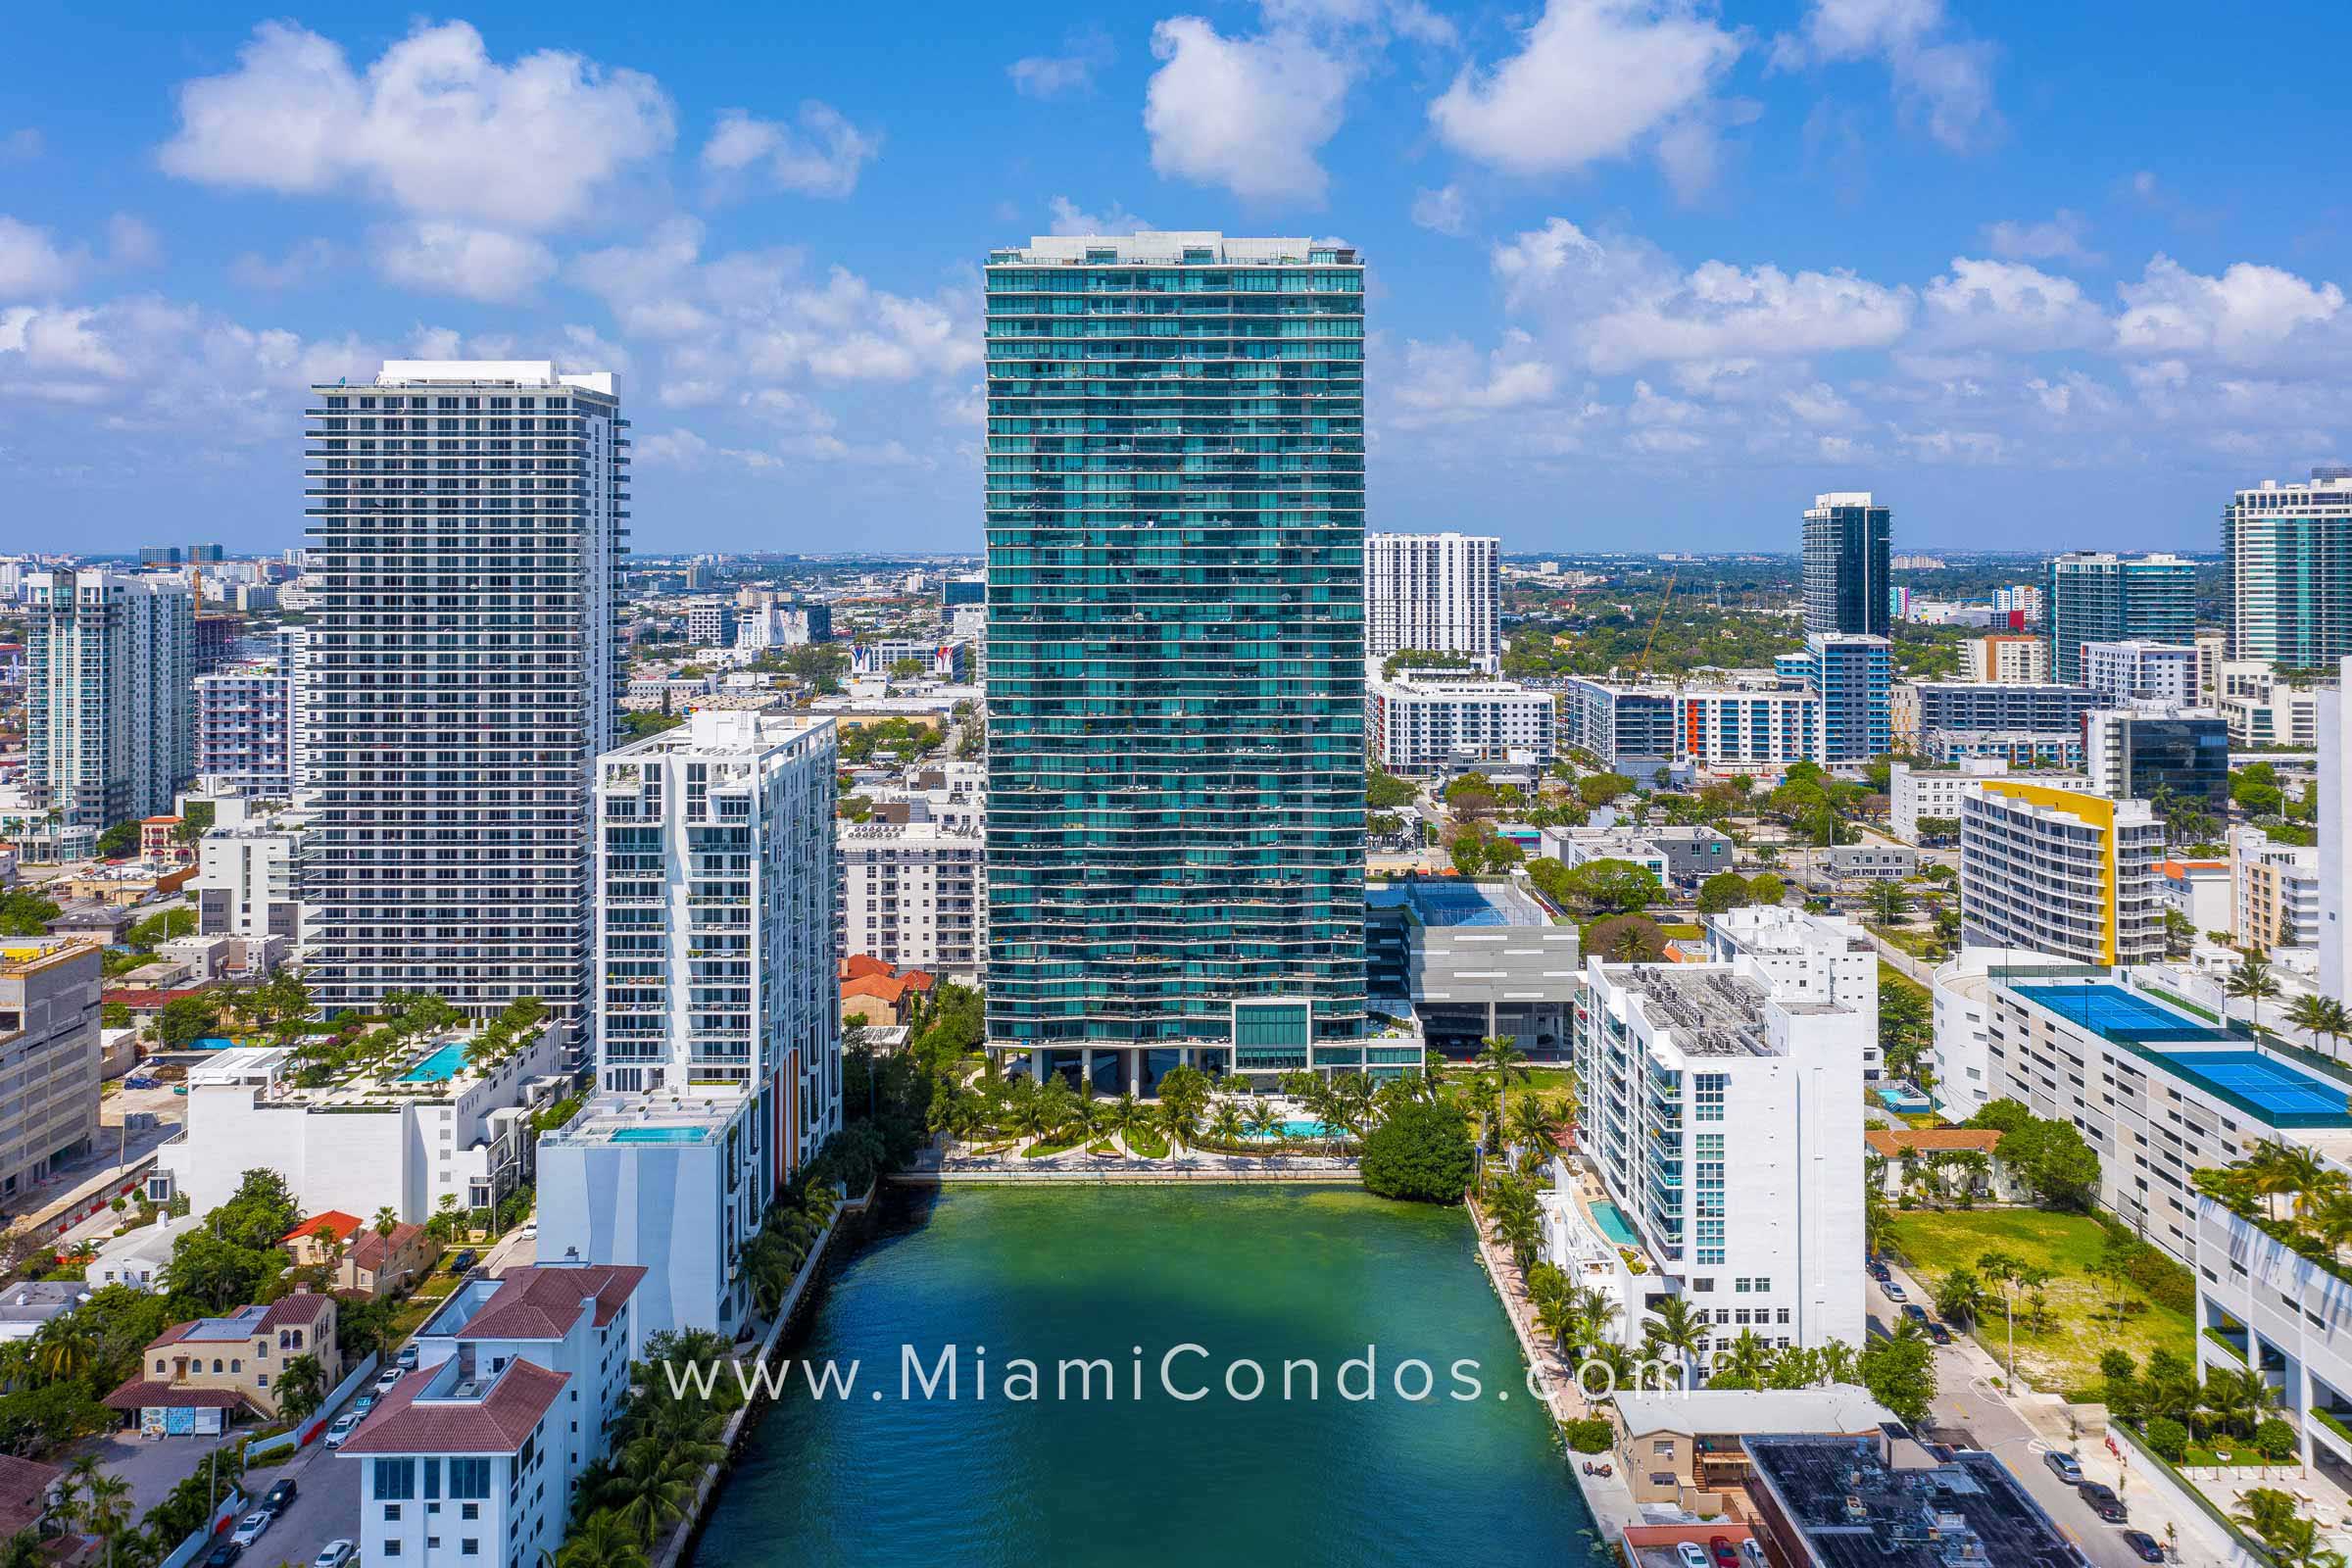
[1883,1208,2193,1395]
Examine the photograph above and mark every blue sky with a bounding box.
[6,0,2351,556]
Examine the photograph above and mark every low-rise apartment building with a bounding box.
[1888,758,2084,844]
[2233,826,2322,951]
[2219,660,2323,748]
[105,1293,339,1430]
[154,1024,563,1224]
[1959,780,2164,964]
[1365,675,1556,776]
[343,1262,644,1568]
[1557,677,1678,783]
[1962,633,2050,684]
[193,798,303,943]
[2082,639,2204,705]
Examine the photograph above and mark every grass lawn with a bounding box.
[1462,1064,1578,1093]
[1881,1208,2193,1395]
[1020,1136,1082,1159]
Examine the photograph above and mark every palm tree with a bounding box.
[1156,1096,1198,1156]
[2227,951,2279,1032]
[1974,1250,2047,1387]
[1508,1095,1559,1158]
[1103,1093,1146,1157]
[31,1316,96,1385]
[2289,992,2342,1056]
[1245,1098,1284,1145]
[78,1470,131,1556]
[1475,1034,1529,1150]
[601,1436,701,1545]
[1707,1328,1772,1390]
[1641,1297,1712,1390]
[1206,1102,1246,1149]
[1933,1267,1986,1330]
[556,1510,653,1568]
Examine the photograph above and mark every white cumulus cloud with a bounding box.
[1428,0,1741,180]
[372,220,557,304]
[1144,17,1353,204]
[1776,0,1995,152]
[0,217,80,298]
[159,20,674,229]
[702,102,880,199]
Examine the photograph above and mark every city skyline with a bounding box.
[8,3,2352,557]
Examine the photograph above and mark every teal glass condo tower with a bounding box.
[983,232,1375,1091]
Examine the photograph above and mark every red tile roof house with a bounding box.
[0,1454,64,1540]
[338,1223,439,1300]
[282,1211,365,1269]
[339,1263,645,1568]
[104,1293,341,1429]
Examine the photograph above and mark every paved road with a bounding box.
[1875,1255,2235,1567]
[235,1428,366,1568]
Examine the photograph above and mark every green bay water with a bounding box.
[693,1185,1606,1568]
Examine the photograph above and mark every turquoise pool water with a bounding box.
[1589,1200,1639,1247]
[610,1126,710,1145]
[400,1044,470,1083]
[1242,1119,1343,1140]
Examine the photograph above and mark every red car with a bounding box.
[1708,1538,1739,1568]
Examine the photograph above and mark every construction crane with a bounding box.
[1627,568,1678,681]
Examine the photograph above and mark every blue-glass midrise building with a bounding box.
[982,232,1381,1092]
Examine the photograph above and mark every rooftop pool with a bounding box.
[399,1043,470,1083]
[610,1125,711,1145]
[1589,1199,1640,1247]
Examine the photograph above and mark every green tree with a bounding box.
[1587,914,1669,963]
[2226,951,2279,1031]
[1366,769,1417,809]
[1577,773,1636,808]
[94,821,140,859]
[1358,1101,1474,1203]
[1695,871,1752,913]
[275,1352,326,1422]
[1476,1035,1529,1148]
[154,995,220,1051]
[1748,871,1786,906]
[1567,858,1659,914]
[1857,1328,1937,1427]
[0,891,63,938]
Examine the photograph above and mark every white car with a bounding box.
[230,1512,272,1547]
[314,1542,355,1568]
[375,1366,406,1391]
[322,1413,362,1449]
[1676,1545,1708,1568]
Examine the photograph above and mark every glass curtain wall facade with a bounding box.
[2047,553,2196,684]
[1801,493,1890,637]
[2224,471,2352,668]
[982,233,1367,1086]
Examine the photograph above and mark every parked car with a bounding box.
[1880,1280,1907,1303]
[351,1392,377,1418]
[2043,1451,2084,1484]
[323,1413,362,1449]
[2120,1530,2164,1563]
[514,1221,537,1241]
[263,1478,297,1514]
[1676,1545,1709,1568]
[2078,1482,2128,1523]
[449,1249,478,1274]
[1927,1322,1953,1346]
[375,1366,406,1392]
[396,1344,419,1370]
[1707,1538,1739,1568]
[202,1544,241,1568]
[1900,1303,1929,1324]
[313,1544,355,1568]
[1866,1258,1890,1282]
[229,1512,272,1547]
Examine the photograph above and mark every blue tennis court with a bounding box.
[2011,983,2197,1035]
[2158,1051,2352,1121]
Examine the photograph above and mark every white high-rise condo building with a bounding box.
[25,571,193,851]
[536,709,841,1341]
[302,362,625,1051]
[2226,469,2352,667]
[1366,532,1500,671]
[2082,640,2203,706]
[1365,673,1555,775]
[1558,957,1867,1354]
[2321,656,2351,1001]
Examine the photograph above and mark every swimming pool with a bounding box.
[1589,1200,1640,1248]
[1241,1120,1343,1141]
[610,1126,710,1145]
[399,1044,471,1083]
[2156,1050,2352,1124]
